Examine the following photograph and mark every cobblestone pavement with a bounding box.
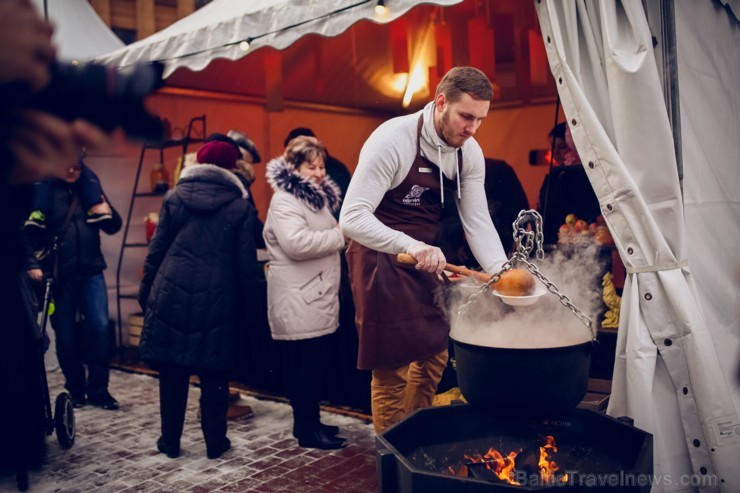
[0,369,378,493]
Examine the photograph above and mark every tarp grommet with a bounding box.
[644,293,652,300]
[588,161,594,169]
[664,338,672,346]
[627,247,634,254]
[693,439,701,447]
[682,387,689,395]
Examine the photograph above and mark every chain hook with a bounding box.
[456,209,595,341]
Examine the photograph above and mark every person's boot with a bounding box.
[70,393,86,409]
[206,437,231,459]
[87,391,119,410]
[297,428,346,450]
[292,422,339,439]
[156,437,180,459]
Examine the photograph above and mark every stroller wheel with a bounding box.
[54,393,75,449]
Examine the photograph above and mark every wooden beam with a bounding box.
[264,50,284,112]
[90,0,111,26]
[177,0,195,19]
[435,21,452,76]
[136,0,156,40]
[391,18,410,74]
[467,18,495,82]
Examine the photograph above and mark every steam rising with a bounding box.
[448,245,605,349]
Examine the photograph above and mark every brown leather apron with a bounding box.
[347,116,462,370]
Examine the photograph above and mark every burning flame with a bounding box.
[539,435,560,483]
[448,435,567,486]
[463,449,520,485]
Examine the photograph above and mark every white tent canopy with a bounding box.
[535,0,739,491]
[98,0,461,77]
[32,0,124,61]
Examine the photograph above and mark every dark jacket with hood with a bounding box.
[138,164,258,372]
[27,177,122,279]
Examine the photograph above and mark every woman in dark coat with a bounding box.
[139,141,258,460]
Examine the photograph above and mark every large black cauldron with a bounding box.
[452,336,593,414]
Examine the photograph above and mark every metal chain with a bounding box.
[456,210,595,340]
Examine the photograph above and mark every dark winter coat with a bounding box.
[138,164,258,372]
[27,180,122,279]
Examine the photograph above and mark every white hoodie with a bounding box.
[340,101,507,274]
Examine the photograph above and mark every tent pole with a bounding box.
[43,0,48,20]
[659,0,683,192]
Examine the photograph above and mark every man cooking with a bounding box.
[340,66,529,433]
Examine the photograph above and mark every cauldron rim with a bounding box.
[450,335,593,354]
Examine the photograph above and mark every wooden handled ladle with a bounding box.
[396,253,492,284]
[396,253,546,306]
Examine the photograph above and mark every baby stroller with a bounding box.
[15,277,75,491]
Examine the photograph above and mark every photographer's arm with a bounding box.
[7,111,108,184]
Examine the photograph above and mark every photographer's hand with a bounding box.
[8,110,108,183]
[27,268,43,282]
[0,0,55,92]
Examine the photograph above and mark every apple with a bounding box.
[565,213,577,226]
[595,215,606,226]
[574,219,588,233]
[559,224,572,234]
[588,223,598,235]
[595,225,614,245]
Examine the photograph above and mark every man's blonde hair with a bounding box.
[435,66,493,103]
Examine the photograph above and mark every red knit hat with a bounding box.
[196,141,238,169]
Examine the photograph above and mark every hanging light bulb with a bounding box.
[375,0,388,17]
[239,39,251,51]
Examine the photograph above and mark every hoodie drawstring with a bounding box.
[456,157,461,200]
[437,144,462,206]
[437,144,444,207]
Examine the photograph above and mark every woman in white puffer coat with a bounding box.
[263,136,346,450]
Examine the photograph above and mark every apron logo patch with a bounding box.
[402,185,430,206]
[418,167,433,173]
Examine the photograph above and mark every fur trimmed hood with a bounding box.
[266,157,342,213]
[176,163,249,212]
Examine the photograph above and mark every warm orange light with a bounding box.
[402,63,427,108]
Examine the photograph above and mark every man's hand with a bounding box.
[27,268,43,282]
[8,110,108,183]
[407,242,446,274]
[0,0,55,92]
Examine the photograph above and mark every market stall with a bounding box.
[89,0,567,413]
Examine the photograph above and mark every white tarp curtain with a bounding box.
[534,1,740,492]
[97,0,461,77]
[677,0,740,422]
[31,0,124,61]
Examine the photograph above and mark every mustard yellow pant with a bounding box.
[370,349,449,434]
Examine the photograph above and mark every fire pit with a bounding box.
[376,404,652,492]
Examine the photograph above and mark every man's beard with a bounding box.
[440,109,464,147]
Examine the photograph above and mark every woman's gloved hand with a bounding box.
[407,242,447,274]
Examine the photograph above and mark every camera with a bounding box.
[5,61,166,141]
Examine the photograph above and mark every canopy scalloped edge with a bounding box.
[96,0,463,78]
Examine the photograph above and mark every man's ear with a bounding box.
[435,93,447,111]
